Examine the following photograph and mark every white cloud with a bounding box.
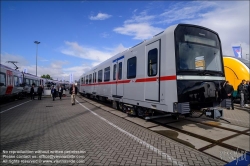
[59,42,128,79]
[89,13,112,20]
[0,53,88,81]
[158,1,217,24]
[114,23,164,40]
[1,53,29,69]
[124,14,155,24]
[185,1,249,59]
[100,32,110,38]
[61,41,127,63]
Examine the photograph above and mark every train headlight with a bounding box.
[173,102,178,113]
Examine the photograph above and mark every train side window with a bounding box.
[25,78,29,85]
[0,73,6,86]
[98,70,103,82]
[118,62,122,80]
[89,74,92,84]
[93,72,96,83]
[86,75,88,84]
[104,67,110,82]
[148,48,158,76]
[113,64,117,80]
[83,77,85,84]
[14,76,19,86]
[81,77,83,84]
[19,77,22,85]
[127,57,137,79]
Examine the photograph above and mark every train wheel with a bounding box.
[117,102,121,111]
[112,100,118,110]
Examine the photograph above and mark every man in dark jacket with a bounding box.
[69,84,78,105]
[30,85,35,100]
[225,81,234,110]
[237,80,246,107]
[37,85,43,100]
[51,86,56,101]
[58,85,63,100]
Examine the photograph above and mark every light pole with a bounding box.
[34,41,40,76]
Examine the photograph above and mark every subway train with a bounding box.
[79,24,227,118]
[0,63,67,102]
[223,56,250,97]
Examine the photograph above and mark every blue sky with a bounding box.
[1,1,249,81]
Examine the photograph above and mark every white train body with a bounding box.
[0,64,65,101]
[79,24,226,115]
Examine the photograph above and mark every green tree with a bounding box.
[41,74,53,80]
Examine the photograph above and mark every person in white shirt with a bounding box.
[69,84,78,105]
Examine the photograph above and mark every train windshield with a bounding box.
[175,25,223,76]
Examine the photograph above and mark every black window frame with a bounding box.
[89,74,92,84]
[86,75,88,84]
[118,62,122,80]
[98,70,103,82]
[127,57,137,79]
[0,72,6,86]
[113,64,117,80]
[104,67,110,82]
[148,48,158,77]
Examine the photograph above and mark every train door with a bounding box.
[145,40,160,101]
[93,71,97,93]
[111,62,118,97]
[117,57,124,97]
[6,70,14,95]
[112,56,124,98]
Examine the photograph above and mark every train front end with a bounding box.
[174,24,226,117]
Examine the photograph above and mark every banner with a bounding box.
[69,73,74,83]
[232,46,242,58]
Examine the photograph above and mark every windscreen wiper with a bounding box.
[197,70,223,76]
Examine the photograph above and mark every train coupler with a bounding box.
[204,108,223,119]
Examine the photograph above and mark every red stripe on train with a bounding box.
[160,75,176,81]
[81,75,176,86]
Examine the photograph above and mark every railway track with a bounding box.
[63,95,250,163]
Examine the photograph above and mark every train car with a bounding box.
[80,24,226,118]
[223,56,250,97]
[0,63,50,101]
[0,64,24,101]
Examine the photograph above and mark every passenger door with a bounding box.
[112,56,124,98]
[111,62,118,97]
[117,57,124,97]
[93,71,97,94]
[145,40,160,101]
[6,70,13,95]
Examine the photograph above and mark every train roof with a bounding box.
[0,63,19,71]
[223,56,250,68]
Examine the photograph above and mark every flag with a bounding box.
[232,46,242,58]
[69,73,74,83]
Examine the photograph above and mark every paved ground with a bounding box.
[0,95,226,166]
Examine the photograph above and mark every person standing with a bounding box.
[58,85,63,100]
[30,85,35,100]
[70,84,78,105]
[37,85,43,100]
[237,80,246,107]
[244,81,249,107]
[51,86,56,101]
[225,81,234,110]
